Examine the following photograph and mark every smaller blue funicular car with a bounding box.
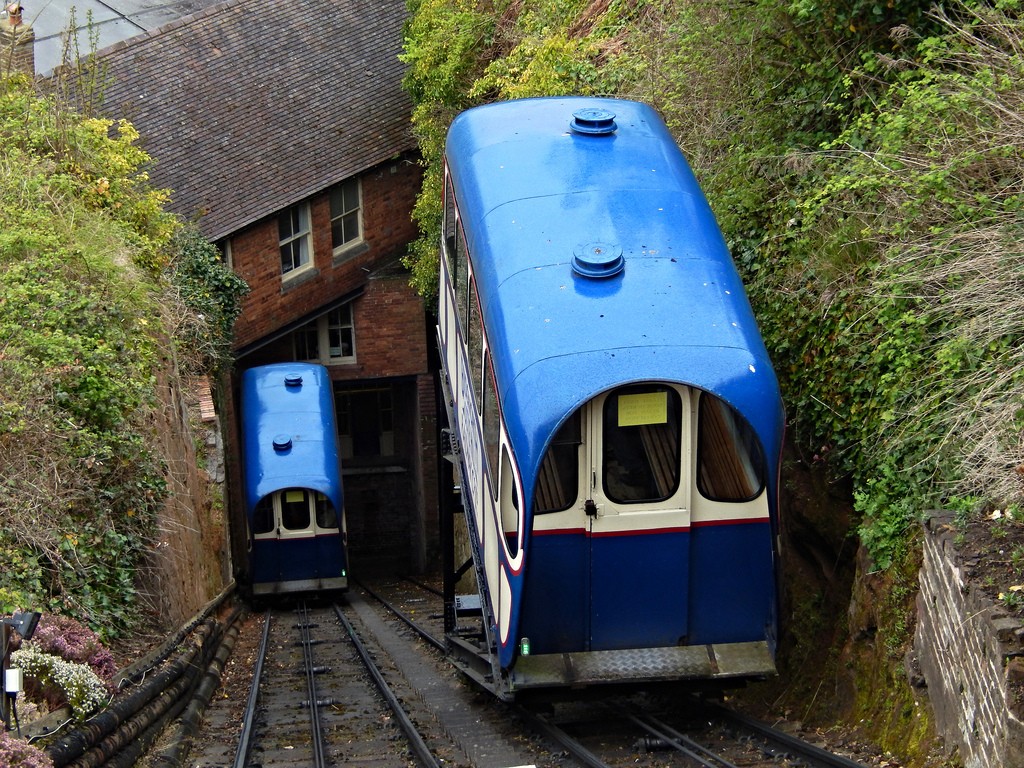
[240,362,349,596]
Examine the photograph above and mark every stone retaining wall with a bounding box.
[915,514,1024,767]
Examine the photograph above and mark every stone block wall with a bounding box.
[915,514,1024,767]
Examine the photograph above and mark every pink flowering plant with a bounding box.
[27,615,116,682]
[0,730,54,768]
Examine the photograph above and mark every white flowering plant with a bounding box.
[10,644,109,721]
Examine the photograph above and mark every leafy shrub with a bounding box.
[785,2,1024,564]
[164,226,250,376]
[0,731,54,768]
[0,71,174,638]
[0,570,45,618]
[0,75,177,273]
[10,645,109,721]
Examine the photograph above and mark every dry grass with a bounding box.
[865,6,1024,506]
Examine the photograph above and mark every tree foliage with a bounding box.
[0,75,241,638]
[401,5,1024,750]
[399,0,646,295]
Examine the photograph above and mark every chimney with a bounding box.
[1,2,35,77]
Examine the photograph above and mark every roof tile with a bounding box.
[96,0,415,241]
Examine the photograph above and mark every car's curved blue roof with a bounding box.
[445,97,783,488]
[240,363,343,512]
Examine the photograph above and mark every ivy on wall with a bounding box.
[400,0,1024,573]
[0,75,246,638]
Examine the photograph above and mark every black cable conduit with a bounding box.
[41,585,238,767]
[114,583,235,689]
[72,610,239,768]
[45,618,218,767]
[146,607,244,767]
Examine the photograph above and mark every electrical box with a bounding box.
[5,668,23,694]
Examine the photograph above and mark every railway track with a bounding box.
[191,600,428,767]
[190,606,413,765]
[361,577,883,768]
[527,697,881,768]
[30,583,890,767]
[185,591,538,768]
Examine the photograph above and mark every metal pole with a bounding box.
[2,622,10,731]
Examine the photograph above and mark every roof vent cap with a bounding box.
[571,107,616,136]
[572,242,624,278]
[272,434,293,452]
[284,373,303,388]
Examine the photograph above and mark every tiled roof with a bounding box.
[96,0,415,241]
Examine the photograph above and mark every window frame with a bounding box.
[251,488,340,539]
[329,178,364,259]
[279,202,313,280]
[601,384,683,505]
[695,392,766,502]
[292,303,357,366]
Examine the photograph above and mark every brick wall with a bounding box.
[349,271,429,379]
[237,272,430,383]
[230,156,421,350]
[224,155,441,579]
[0,17,34,77]
[915,514,1024,767]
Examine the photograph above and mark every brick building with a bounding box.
[91,0,439,575]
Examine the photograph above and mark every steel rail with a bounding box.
[512,706,613,768]
[709,703,872,768]
[297,601,328,768]
[625,710,743,768]
[401,575,443,597]
[360,582,611,768]
[332,602,442,768]
[356,579,446,652]
[232,610,271,768]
